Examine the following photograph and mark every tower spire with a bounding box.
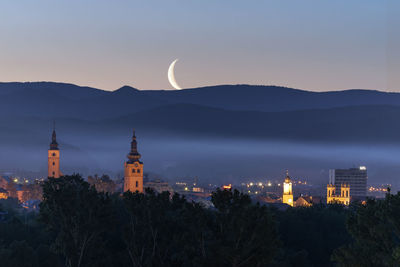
[127,128,141,163]
[50,121,58,150]
[285,169,291,183]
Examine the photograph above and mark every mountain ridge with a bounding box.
[1,81,400,144]
[1,82,400,120]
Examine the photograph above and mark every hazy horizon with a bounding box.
[2,131,400,191]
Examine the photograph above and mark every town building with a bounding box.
[16,187,27,203]
[144,179,174,194]
[329,167,367,199]
[282,171,293,207]
[123,130,144,193]
[294,196,313,207]
[0,176,9,189]
[192,187,204,193]
[0,188,8,199]
[327,183,350,205]
[48,126,61,178]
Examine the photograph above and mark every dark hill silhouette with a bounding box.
[1,82,400,121]
[0,82,109,99]
[0,82,168,119]
[1,81,400,143]
[103,103,400,144]
[142,85,400,112]
[1,103,400,144]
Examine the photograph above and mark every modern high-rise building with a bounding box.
[124,130,144,193]
[329,167,367,198]
[48,126,61,178]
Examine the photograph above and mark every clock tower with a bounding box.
[282,170,293,206]
[48,125,61,178]
[124,130,144,193]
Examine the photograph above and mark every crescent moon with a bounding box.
[168,59,182,90]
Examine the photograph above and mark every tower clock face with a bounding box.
[134,163,138,167]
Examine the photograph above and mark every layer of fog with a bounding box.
[1,134,400,190]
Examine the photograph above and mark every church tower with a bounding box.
[48,125,61,178]
[124,130,144,193]
[282,170,293,206]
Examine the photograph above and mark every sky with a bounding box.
[0,0,398,91]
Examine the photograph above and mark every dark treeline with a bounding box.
[0,175,399,267]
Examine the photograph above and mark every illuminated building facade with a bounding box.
[48,127,61,178]
[294,196,312,207]
[329,167,367,198]
[124,130,144,193]
[222,184,232,190]
[0,188,8,199]
[192,187,204,193]
[327,183,350,205]
[282,171,293,206]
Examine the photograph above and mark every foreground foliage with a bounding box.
[40,175,115,267]
[3,174,387,266]
[38,175,280,267]
[333,191,400,267]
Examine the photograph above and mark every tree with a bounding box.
[276,203,350,266]
[0,240,37,267]
[332,192,400,267]
[0,197,62,267]
[26,182,43,201]
[87,174,116,194]
[210,188,280,267]
[39,175,115,267]
[122,189,212,266]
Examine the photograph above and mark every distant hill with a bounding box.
[0,82,108,99]
[101,103,400,144]
[1,81,400,145]
[2,103,400,145]
[142,85,400,112]
[1,82,400,121]
[0,82,170,119]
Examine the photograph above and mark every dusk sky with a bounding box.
[0,0,398,91]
